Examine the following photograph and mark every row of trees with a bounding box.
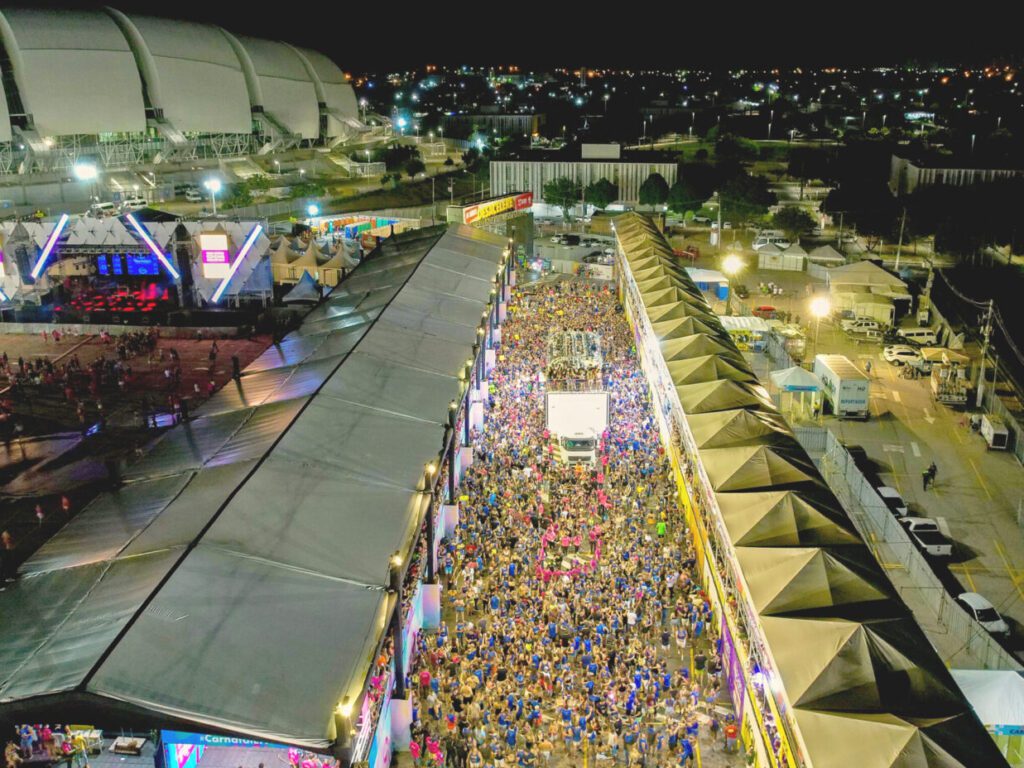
[541,162,778,224]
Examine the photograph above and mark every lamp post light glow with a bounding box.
[307,203,320,218]
[721,253,743,317]
[204,178,222,215]
[72,162,98,181]
[809,296,831,358]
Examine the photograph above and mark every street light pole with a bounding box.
[976,299,994,409]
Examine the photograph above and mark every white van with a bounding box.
[89,201,117,217]
[897,327,939,346]
[120,196,147,212]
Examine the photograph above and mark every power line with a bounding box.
[935,269,1024,371]
[934,269,988,310]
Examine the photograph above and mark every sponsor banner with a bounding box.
[463,192,533,225]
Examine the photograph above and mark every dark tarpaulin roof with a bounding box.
[0,224,508,750]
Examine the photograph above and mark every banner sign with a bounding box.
[200,233,231,279]
[463,192,533,225]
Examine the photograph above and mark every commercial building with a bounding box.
[0,7,366,178]
[889,153,1024,195]
[440,113,543,138]
[490,144,677,204]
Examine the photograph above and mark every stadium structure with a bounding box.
[0,7,376,177]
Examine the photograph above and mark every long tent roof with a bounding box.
[612,212,1004,767]
[0,224,508,750]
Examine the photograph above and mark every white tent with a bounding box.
[952,670,1024,730]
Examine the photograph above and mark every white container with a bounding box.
[813,354,870,420]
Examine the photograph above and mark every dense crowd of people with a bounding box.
[404,279,738,768]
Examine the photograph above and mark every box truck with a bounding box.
[813,355,870,420]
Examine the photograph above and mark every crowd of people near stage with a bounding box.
[404,280,739,768]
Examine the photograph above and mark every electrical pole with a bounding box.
[836,211,844,249]
[716,194,723,253]
[976,299,994,409]
[894,207,907,271]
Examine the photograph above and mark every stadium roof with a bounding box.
[0,225,508,750]
[0,7,359,140]
[613,212,1007,768]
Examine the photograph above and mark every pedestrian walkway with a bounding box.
[405,279,742,768]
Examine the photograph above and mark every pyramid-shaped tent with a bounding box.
[667,355,757,386]
[685,408,792,449]
[793,711,963,768]
[675,379,775,416]
[716,489,860,547]
[661,333,737,362]
[698,442,819,490]
[736,546,893,615]
[651,315,725,341]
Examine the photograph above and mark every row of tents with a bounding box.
[268,235,361,287]
[612,212,1005,768]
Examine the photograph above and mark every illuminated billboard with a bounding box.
[200,233,231,279]
[463,192,533,225]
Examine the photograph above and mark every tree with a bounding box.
[376,143,420,171]
[719,173,777,222]
[787,148,832,199]
[443,157,454,166]
[543,176,582,221]
[584,178,618,209]
[405,158,426,179]
[380,173,392,187]
[292,181,325,199]
[667,180,704,216]
[772,206,816,241]
[679,163,718,201]
[638,173,670,208]
[462,147,482,171]
[715,133,758,164]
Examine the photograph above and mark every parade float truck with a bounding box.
[544,330,609,466]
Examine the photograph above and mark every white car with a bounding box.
[752,235,792,251]
[841,317,880,333]
[185,189,203,203]
[883,345,923,366]
[956,592,1011,638]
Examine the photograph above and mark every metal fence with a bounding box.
[805,428,1022,671]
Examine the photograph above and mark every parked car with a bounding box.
[897,327,939,346]
[900,517,953,558]
[89,201,118,217]
[752,305,777,319]
[840,232,858,243]
[692,215,713,225]
[956,592,1011,637]
[841,317,880,333]
[876,486,909,517]
[752,234,792,251]
[733,284,749,299]
[185,189,203,203]
[883,345,924,366]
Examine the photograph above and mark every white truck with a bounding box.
[813,355,870,420]
[901,517,954,558]
[545,391,609,467]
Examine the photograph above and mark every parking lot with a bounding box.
[731,261,1024,658]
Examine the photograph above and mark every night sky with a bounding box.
[12,1,1024,69]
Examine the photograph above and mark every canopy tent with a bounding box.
[282,270,322,303]
[666,355,757,387]
[716,490,861,547]
[951,670,1024,729]
[720,315,772,334]
[807,244,846,265]
[921,347,970,365]
[826,260,907,290]
[0,224,509,750]
[770,366,822,392]
[675,379,775,416]
[650,315,727,342]
[736,546,893,615]
[684,408,792,450]
[793,711,964,768]
[610,210,1005,768]
[698,443,820,491]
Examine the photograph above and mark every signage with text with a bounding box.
[200,233,231,279]
[463,192,532,225]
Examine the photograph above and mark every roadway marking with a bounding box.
[968,458,993,500]
[949,563,979,592]
[882,444,905,453]
[910,442,921,457]
[923,408,936,424]
[892,391,901,403]
[994,540,1024,603]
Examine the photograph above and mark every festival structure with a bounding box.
[611,212,1004,767]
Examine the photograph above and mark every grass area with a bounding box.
[266,170,488,220]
